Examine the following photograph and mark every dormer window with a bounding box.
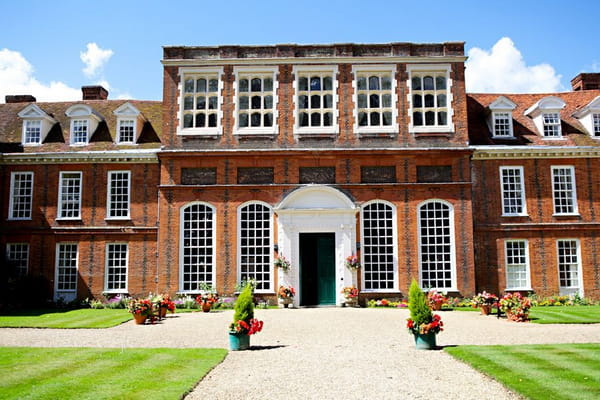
[488,96,516,138]
[572,96,600,138]
[65,104,102,146]
[113,102,143,144]
[18,104,57,146]
[524,96,566,139]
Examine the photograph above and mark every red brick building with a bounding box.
[1,42,599,305]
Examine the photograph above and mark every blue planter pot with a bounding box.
[229,332,250,351]
[414,332,437,350]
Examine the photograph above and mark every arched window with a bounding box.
[361,201,397,291]
[418,200,455,289]
[239,202,272,291]
[180,203,215,292]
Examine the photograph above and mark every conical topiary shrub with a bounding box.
[229,283,263,351]
[233,283,254,324]
[408,279,432,328]
[406,279,443,350]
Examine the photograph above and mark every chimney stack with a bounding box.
[82,85,109,100]
[571,73,600,91]
[5,95,36,103]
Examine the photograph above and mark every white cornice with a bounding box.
[472,146,600,160]
[161,56,467,67]
[0,149,159,164]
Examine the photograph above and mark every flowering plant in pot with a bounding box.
[274,255,291,272]
[472,291,498,315]
[229,283,264,350]
[426,289,447,310]
[196,292,219,312]
[127,298,153,324]
[341,285,359,306]
[344,254,361,270]
[407,280,443,349]
[499,292,531,322]
[277,285,295,308]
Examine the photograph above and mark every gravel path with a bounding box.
[1,308,599,399]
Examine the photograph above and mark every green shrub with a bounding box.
[233,283,254,323]
[408,279,432,326]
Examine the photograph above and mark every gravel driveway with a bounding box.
[1,308,599,399]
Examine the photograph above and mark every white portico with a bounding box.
[274,185,359,307]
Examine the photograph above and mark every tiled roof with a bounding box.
[0,100,162,153]
[467,90,600,146]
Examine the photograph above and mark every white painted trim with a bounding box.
[104,242,129,293]
[6,242,30,276]
[504,239,531,291]
[556,238,583,297]
[416,199,457,291]
[233,66,279,136]
[489,96,517,111]
[472,146,600,160]
[177,67,224,136]
[178,202,217,293]
[54,242,79,302]
[490,111,515,138]
[551,165,579,216]
[499,166,527,217]
[8,171,33,221]
[0,150,159,164]
[236,201,274,293]
[116,117,138,144]
[106,170,131,220]
[57,171,82,220]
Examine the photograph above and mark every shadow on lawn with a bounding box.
[0,308,71,317]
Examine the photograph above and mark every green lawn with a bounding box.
[0,347,227,400]
[446,344,600,400]
[529,306,600,324]
[0,309,133,328]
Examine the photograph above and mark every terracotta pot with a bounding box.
[431,303,442,311]
[132,313,147,325]
[281,298,293,308]
[480,305,492,315]
[202,303,212,313]
[159,307,167,318]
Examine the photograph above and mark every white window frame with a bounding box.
[55,242,78,293]
[179,202,216,293]
[178,67,224,136]
[551,166,578,216]
[500,166,527,216]
[556,239,583,296]
[351,65,398,136]
[106,171,131,220]
[593,113,600,137]
[504,239,531,290]
[117,118,136,144]
[6,243,29,276]
[360,200,399,292]
[23,120,42,145]
[542,112,562,138]
[8,171,34,220]
[407,64,454,134]
[104,242,129,293]
[70,119,90,145]
[233,66,279,137]
[57,171,82,220]
[292,65,339,136]
[237,201,273,293]
[492,112,514,138]
[417,199,457,291]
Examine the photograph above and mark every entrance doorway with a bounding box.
[299,233,336,306]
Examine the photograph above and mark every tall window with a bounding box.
[71,119,89,145]
[105,243,128,292]
[551,166,577,215]
[58,172,82,219]
[117,119,135,143]
[418,200,455,289]
[182,72,220,129]
[107,171,130,219]
[409,67,451,132]
[180,203,214,292]
[557,239,580,292]
[56,243,78,292]
[505,240,529,289]
[542,113,561,137]
[6,243,29,277]
[361,201,397,291]
[493,112,513,137]
[352,66,396,134]
[296,71,335,130]
[500,167,526,216]
[9,171,34,220]
[593,113,600,137]
[235,68,277,133]
[239,203,272,291]
[23,120,41,145]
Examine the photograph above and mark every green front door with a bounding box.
[299,233,336,306]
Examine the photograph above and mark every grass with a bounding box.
[529,305,600,324]
[0,309,133,328]
[0,347,227,400]
[446,344,600,400]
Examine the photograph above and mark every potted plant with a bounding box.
[344,254,361,270]
[406,280,443,350]
[229,283,264,350]
[426,289,447,311]
[341,285,359,307]
[274,255,291,272]
[127,298,153,324]
[196,292,219,313]
[499,292,531,322]
[152,293,175,319]
[472,291,498,315]
[277,285,295,308]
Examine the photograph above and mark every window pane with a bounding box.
[370,112,380,126]
[208,79,218,92]
[413,112,423,126]
[299,77,308,91]
[300,112,309,126]
[412,76,422,90]
[357,76,367,90]
[239,79,249,92]
[435,76,446,90]
[299,95,308,109]
[413,94,422,108]
[381,75,392,90]
[184,79,194,93]
[438,112,447,126]
[251,112,261,127]
[425,111,435,125]
[240,96,249,110]
[323,94,333,108]
[239,113,248,127]
[310,76,321,90]
[196,113,205,127]
[424,76,434,90]
[197,79,207,92]
[208,114,217,127]
[323,76,333,90]
[251,96,261,109]
[383,112,392,126]
[369,76,380,90]
[358,94,367,109]
[251,78,262,92]
[369,94,380,108]
[196,96,206,110]
[264,78,273,91]
[324,112,332,126]
[437,94,446,107]
[183,114,193,128]
[311,112,320,126]
[264,113,273,127]
[264,95,273,109]
[311,95,320,108]
[358,112,368,126]
[425,94,434,107]
[184,96,193,110]
[382,94,391,108]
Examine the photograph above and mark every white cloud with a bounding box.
[0,48,80,103]
[466,37,563,93]
[80,42,113,78]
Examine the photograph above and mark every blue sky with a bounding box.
[1,0,599,102]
